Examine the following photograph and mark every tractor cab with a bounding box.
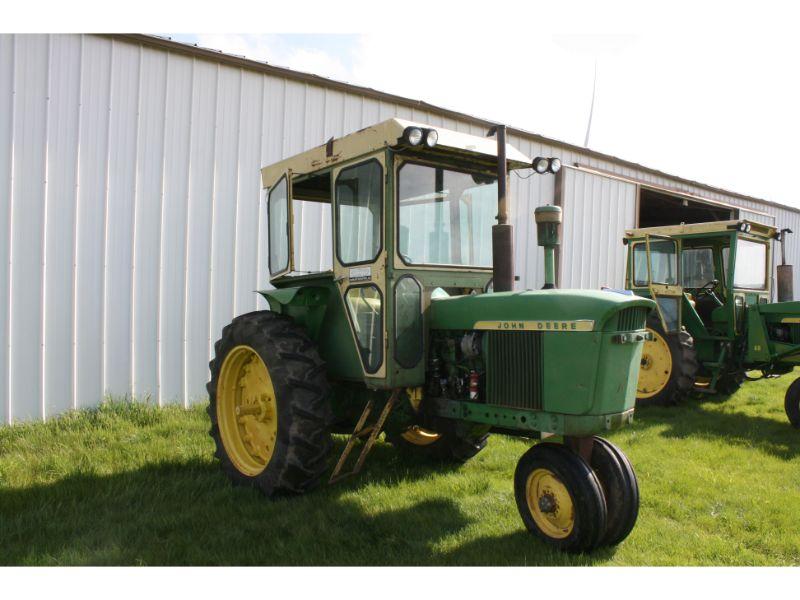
[259,119,535,386]
[625,221,775,340]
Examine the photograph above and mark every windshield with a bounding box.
[397,162,497,267]
[632,239,678,286]
[682,247,716,288]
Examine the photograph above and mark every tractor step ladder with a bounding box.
[329,389,399,485]
[694,345,729,394]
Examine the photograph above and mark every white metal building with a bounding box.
[2,33,798,424]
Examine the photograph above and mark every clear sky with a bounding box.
[166,6,799,210]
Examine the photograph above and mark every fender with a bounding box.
[258,286,331,340]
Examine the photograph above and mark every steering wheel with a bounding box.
[695,279,719,298]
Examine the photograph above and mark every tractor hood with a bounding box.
[429,289,655,333]
[752,300,800,316]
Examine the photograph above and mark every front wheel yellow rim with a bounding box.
[637,327,673,399]
[216,345,278,477]
[526,468,575,539]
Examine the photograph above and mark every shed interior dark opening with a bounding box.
[638,187,736,227]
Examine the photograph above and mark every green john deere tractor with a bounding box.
[625,220,800,426]
[207,119,654,553]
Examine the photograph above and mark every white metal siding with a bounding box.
[559,168,637,289]
[2,32,799,424]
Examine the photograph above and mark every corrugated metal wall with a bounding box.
[559,168,638,289]
[1,33,798,424]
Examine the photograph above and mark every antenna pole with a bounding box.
[584,60,598,148]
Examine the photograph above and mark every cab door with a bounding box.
[266,171,294,278]
[332,155,388,381]
[644,234,683,333]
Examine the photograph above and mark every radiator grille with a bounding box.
[486,331,543,410]
[616,307,649,331]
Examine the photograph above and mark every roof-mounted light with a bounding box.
[402,126,424,146]
[532,157,549,174]
[532,156,562,175]
[738,222,752,233]
[424,128,438,148]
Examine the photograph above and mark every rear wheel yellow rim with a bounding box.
[216,345,278,477]
[400,425,442,446]
[637,328,673,399]
[526,468,574,539]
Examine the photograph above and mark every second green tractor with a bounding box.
[625,220,800,427]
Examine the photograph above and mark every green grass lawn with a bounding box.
[1,376,799,566]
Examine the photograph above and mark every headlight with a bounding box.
[532,157,549,174]
[403,126,423,146]
[738,222,751,233]
[532,156,562,174]
[424,129,438,148]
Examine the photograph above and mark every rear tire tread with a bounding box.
[637,314,698,407]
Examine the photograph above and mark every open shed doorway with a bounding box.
[638,187,736,227]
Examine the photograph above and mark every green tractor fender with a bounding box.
[258,286,332,341]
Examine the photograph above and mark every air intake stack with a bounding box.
[534,205,562,289]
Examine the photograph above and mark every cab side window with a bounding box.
[268,176,289,275]
[336,160,383,265]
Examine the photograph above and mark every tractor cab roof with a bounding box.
[260,118,532,188]
[624,220,778,241]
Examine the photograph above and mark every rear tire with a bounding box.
[589,437,639,547]
[207,310,333,496]
[785,377,800,428]
[514,442,607,553]
[636,313,698,406]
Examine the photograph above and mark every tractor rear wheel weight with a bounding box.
[207,310,333,496]
[513,442,607,553]
[636,313,698,406]
[589,437,639,547]
[784,377,800,428]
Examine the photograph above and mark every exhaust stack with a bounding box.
[778,228,793,302]
[490,124,514,292]
[534,205,562,289]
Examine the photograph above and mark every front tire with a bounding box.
[785,377,800,428]
[514,443,607,553]
[207,310,333,496]
[589,437,639,547]
[636,313,698,406]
